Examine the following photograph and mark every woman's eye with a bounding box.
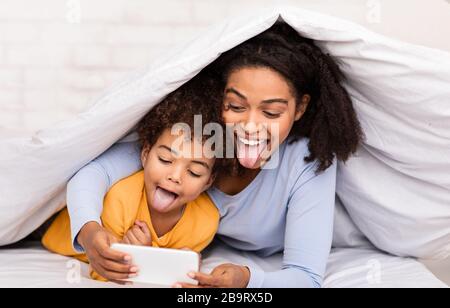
[263,111,281,119]
[188,170,201,178]
[158,157,172,164]
[227,104,245,112]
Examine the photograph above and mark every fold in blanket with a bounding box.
[0,7,449,260]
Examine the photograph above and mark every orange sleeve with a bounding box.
[42,208,83,258]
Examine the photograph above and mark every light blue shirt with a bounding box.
[67,134,336,288]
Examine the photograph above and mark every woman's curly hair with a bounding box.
[207,22,364,173]
[137,74,225,175]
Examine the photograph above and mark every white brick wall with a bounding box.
[1,0,449,134]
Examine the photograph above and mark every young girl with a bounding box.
[65,23,363,287]
[42,76,224,281]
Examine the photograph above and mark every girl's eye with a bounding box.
[158,157,172,165]
[188,170,201,178]
[263,111,281,119]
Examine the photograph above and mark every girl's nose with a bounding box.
[167,167,182,184]
[167,174,181,184]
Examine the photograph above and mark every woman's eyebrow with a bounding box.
[225,88,247,100]
[261,98,289,104]
[226,88,288,105]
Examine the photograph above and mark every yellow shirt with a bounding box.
[42,171,219,280]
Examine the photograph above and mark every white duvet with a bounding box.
[0,7,449,262]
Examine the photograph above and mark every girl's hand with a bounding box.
[122,220,152,246]
[78,222,138,284]
[174,263,250,288]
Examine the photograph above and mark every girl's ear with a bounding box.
[295,94,311,121]
[141,144,151,168]
[204,174,216,191]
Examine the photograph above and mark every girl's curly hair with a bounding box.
[207,22,364,173]
[137,74,225,175]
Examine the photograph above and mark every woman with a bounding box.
[67,23,363,288]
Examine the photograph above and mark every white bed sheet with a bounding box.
[0,242,446,288]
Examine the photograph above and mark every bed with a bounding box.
[0,241,445,288]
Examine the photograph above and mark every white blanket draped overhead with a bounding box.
[0,7,449,259]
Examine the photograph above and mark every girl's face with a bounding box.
[141,129,215,215]
[222,67,310,169]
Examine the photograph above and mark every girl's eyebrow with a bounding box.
[191,160,210,170]
[159,145,179,156]
[160,145,210,169]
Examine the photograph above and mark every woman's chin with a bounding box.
[237,157,262,169]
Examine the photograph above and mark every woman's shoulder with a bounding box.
[277,137,313,171]
[276,137,336,187]
[117,131,139,143]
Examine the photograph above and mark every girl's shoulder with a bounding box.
[188,193,220,222]
[105,170,145,205]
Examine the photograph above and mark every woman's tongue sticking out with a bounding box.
[236,138,268,169]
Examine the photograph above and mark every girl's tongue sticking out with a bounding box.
[153,187,177,212]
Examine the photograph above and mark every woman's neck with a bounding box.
[215,168,261,196]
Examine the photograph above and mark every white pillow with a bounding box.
[0,7,449,260]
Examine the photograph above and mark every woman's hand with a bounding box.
[78,222,138,283]
[122,221,152,246]
[174,263,250,288]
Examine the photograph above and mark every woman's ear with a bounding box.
[141,144,151,168]
[295,94,311,121]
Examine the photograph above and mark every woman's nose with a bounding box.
[239,115,266,136]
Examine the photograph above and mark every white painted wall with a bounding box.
[0,0,449,133]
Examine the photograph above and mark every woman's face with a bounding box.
[222,67,309,169]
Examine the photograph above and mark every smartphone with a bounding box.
[111,243,200,286]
